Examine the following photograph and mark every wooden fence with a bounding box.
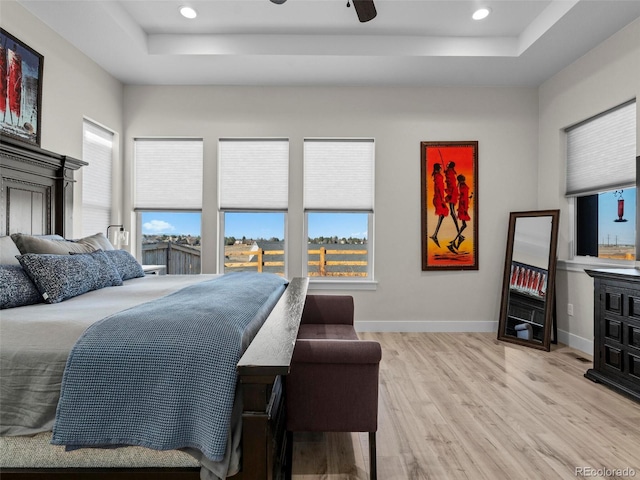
[224,249,285,273]
[142,242,201,275]
[225,246,368,277]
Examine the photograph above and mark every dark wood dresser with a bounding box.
[585,268,640,402]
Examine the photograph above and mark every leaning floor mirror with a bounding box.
[497,209,560,351]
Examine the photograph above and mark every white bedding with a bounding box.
[1,274,220,436]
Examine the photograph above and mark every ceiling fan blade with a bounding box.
[353,0,377,22]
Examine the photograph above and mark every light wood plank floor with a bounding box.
[291,332,640,479]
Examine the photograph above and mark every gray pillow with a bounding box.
[75,232,115,251]
[103,250,146,280]
[11,233,93,255]
[0,236,21,265]
[0,265,43,309]
[17,251,123,304]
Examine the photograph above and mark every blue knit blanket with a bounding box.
[51,272,287,462]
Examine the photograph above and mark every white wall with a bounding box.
[1,0,124,236]
[123,85,539,330]
[538,18,640,352]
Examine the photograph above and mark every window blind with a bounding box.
[134,138,203,210]
[566,100,636,196]
[304,139,375,211]
[218,139,289,210]
[82,120,113,237]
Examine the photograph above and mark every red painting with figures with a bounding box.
[421,141,478,270]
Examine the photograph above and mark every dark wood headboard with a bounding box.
[0,136,86,237]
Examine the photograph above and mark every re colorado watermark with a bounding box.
[575,466,636,477]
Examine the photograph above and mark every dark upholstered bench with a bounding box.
[285,295,382,480]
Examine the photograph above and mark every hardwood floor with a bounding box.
[290,332,640,479]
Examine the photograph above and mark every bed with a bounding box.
[0,136,308,479]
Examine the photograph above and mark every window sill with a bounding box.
[558,257,636,273]
[307,278,378,291]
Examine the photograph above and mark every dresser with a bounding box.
[585,268,640,402]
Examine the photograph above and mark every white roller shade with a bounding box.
[566,101,636,196]
[82,120,113,237]
[135,138,203,210]
[304,139,375,211]
[218,139,289,210]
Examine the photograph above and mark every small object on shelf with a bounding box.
[514,323,533,340]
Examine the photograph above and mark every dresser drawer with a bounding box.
[630,353,640,381]
[604,344,623,371]
[605,319,622,342]
[629,294,640,319]
[604,290,623,315]
[629,324,640,348]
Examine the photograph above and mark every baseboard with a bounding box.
[355,321,594,355]
[355,320,498,333]
[557,328,593,355]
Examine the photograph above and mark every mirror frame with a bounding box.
[497,209,560,351]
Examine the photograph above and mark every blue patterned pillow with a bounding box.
[71,250,124,287]
[0,265,43,309]
[103,250,145,281]
[17,251,123,304]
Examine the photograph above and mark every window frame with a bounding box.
[566,100,636,266]
[302,138,376,286]
[133,137,204,261]
[217,138,290,276]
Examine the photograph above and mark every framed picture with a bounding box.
[1,29,43,146]
[421,141,478,271]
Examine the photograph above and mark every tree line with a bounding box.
[224,236,367,246]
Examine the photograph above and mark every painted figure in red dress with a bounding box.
[444,161,461,253]
[451,174,471,250]
[0,44,6,121]
[7,45,22,125]
[429,162,448,247]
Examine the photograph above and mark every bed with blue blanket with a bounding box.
[0,272,308,480]
[1,136,308,480]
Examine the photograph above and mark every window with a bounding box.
[221,212,286,275]
[303,139,375,280]
[566,100,636,260]
[81,120,114,237]
[134,138,203,273]
[218,139,289,276]
[140,211,202,274]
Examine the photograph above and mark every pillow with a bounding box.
[71,250,124,287]
[75,232,115,251]
[0,265,43,309]
[36,234,65,240]
[103,250,146,280]
[0,236,21,265]
[11,233,93,255]
[17,251,122,304]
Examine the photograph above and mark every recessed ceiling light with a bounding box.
[472,7,491,20]
[179,6,197,19]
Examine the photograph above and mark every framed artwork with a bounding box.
[421,141,478,271]
[1,28,43,146]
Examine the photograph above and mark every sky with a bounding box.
[141,212,368,240]
[598,188,636,245]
